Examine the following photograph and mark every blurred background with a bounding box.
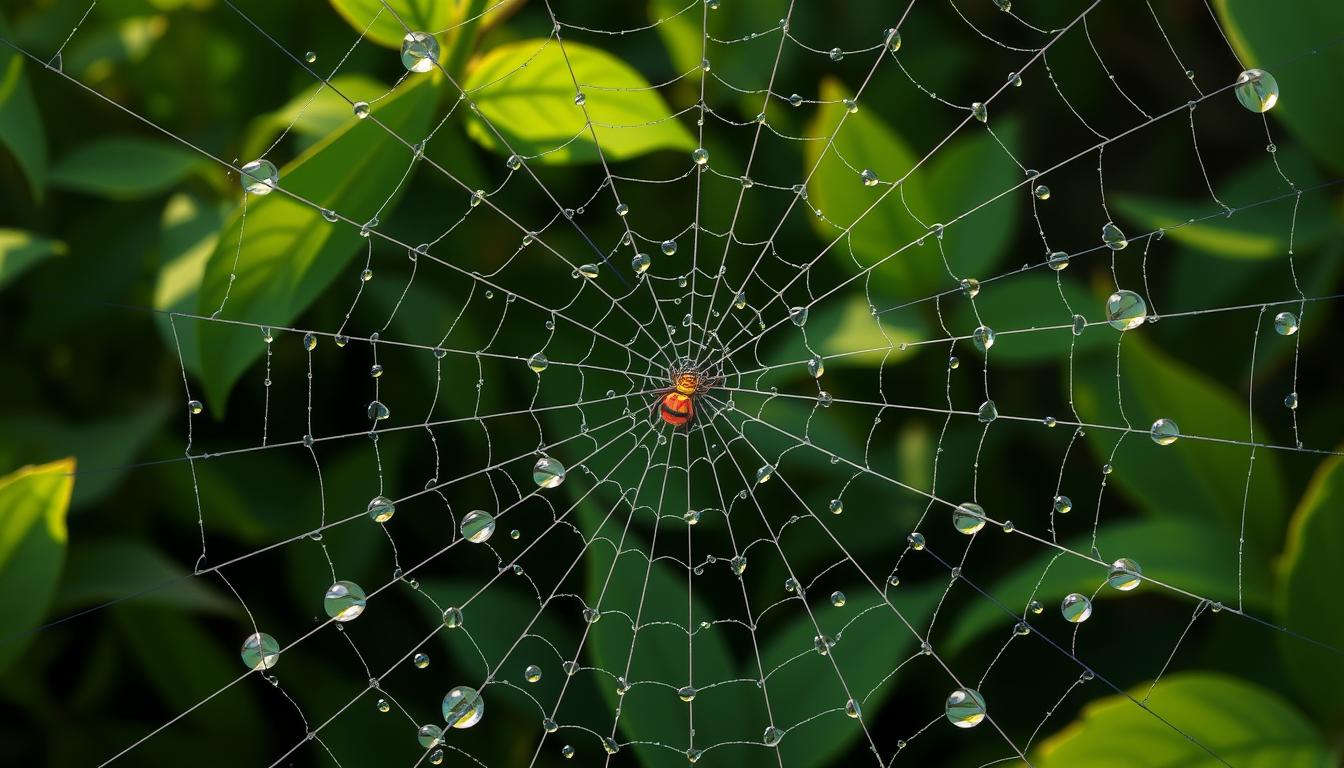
[1,0,1342,766]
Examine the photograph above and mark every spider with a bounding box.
[652,366,728,429]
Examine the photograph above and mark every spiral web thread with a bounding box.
[5,0,1344,766]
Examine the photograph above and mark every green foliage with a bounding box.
[328,0,460,50]
[48,136,204,200]
[0,459,73,674]
[1277,453,1344,728]
[1215,0,1344,175]
[0,229,65,290]
[0,17,46,200]
[1036,673,1334,767]
[55,539,232,615]
[197,74,438,411]
[462,40,695,164]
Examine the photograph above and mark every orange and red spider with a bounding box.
[650,368,719,429]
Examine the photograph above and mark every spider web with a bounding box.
[4,1,1344,766]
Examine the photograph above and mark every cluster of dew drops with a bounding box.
[221,12,1287,756]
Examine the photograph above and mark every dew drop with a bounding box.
[977,400,998,423]
[972,325,995,352]
[413,653,430,670]
[831,590,847,607]
[678,685,696,702]
[240,159,278,195]
[730,555,748,576]
[788,306,809,327]
[859,168,879,186]
[442,607,463,628]
[324,580,367,622]
[1060,592,1092,623]
[692,147,709,166]
[970,102,988,123]
[533,457,566,488]
[1048,251,1070,271]
[1273,311,1299,336]
[1053,495,1072,514]
[241,632,280,671]
[1102,221,1128,250]
[631,253,651,274]
[906,532,925,550]
[1034,184,1051,200]
[945,688,987,728]
[441,686,484,729]
[367,495,395,523]
[352,101,370,119]
[1150,418,1180,446]
[763,726,785,747]
[1105,290,1147,331]
[1107,557,1143,591]
[953,502,986,534]
[561,745,575,759]
[807,354,825,378]
[527,353,549,373]
[460,510,496,543]
[755,465,774,483]
[377,698,391,713]
[367,400,390,421]
[400,32,440,73]
[788,93,803,107]
[1234,68,1279,113]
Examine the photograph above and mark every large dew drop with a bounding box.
[240,632,280,671]
[972,325,995,352]
[945,688,987,728]
[460,510,496,543]
[240,159,278,195]
[1101,221,1128,250]
[367,495,395,523]
[1149,418,1180,446]
[953,502,986,535]
[1107,557,1143,591]
[1060,592,1092,623]
[788,306,809,327]
[417,724,443,748]
[977,400,998,423]
[324,580,367,622]
[533,457,566,488]
[441,686,484,729]
[1273,311,1299,336]
[1105,290,1147,331]
[527,353,549,373]
[401,32,440,73]
[1234,68,1279,113]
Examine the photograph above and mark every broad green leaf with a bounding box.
[757,582,941,767]
[1277,452,1344,728]
[241,74,392,161]
[806,79,1020,300]
[1214,0,1344,175]
[946,272,1108,365]
[581,503,759,767]
[0,405,169,510]
[463,39,694,164]
[945,518,1271,653]
[1073,333,1286,547]
[0,16,47,199]
[153,193,225,377]
[1114,146,1335,260]
[1036,672,1333,767]
[0,229,65,290]
[328,0,458,50]
[62,15,167,80]
[55,539,232,615]
[0,459,74,674]
[49,136,204,200]
[197,74,438,411]
[762,295,927,372]
[650,0,782,101]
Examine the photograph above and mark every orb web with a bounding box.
[4,1,1344,766]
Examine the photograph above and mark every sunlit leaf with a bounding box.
[1036,673,1331,767]
[49,136,204,200]
[328,0,458,50]
[463,39,694,164]
[0,16,47,199]
[197,75,438,411]
[0,459,74,674]
[0,229,65,290]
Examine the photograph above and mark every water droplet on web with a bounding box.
[1102,221,1128,250]
[831,591,847,607]
[828,498,843,515]
[352,101,369,119]
[1047,251,1070,271]
[755,465,774,483]
[1273,311,1299,335]
[973,325,995,352]
[677,685,696,702]
[1234,68,1279,113]
[576,263,599,279]
[906,532,925,550]
[582,606,601,624]
[415,724,442,748]
[1105,290,1147,330]
[603,738,620,755]
[367,495,395,523]
[970,101,988,123]
[461,510,495,543]
[788,93,803,107]
[367,400,390,421]
[561,745,575,759]
[533,458,566,488]
[735,292,748,309]
[763,726,785,747]
[1107,558,1143,591]
[324,580,367,622]
[730,555,747,575]
[506,154,522,171]
[527,353,549,373]
[1150,418,1180,446]
[573,91,586,106]
[241,632,280,671]
[240,159,278,195]
[442,607,463,628]
[817,391,833,407]
[813,634,834,655]
[953,502,987,534]
[788,306,808,326]
[377,698,390,713]
[413,653,430,670]
[945,688,987,728]
[1014,621,1030,636]
[1034,184,1051,200]
[441,686,484,729]
[977,400,998,423]
[1061,593,1092,623]
[1284,392,1299,410]
[692,147,709,166]
[400,31,440,73]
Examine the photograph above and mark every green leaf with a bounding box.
[153,193,225,377]
[1214,0,1344,175]
[0,229,66,290]
[1113,146,1335,260]
[1277,452,1344,728]
[241,74,391,161]
[1035,672,1333,767]
[54,539,232,615]
[0,16,47,199]
[328,0,458,50]
[0,404,169,510]
[1072,333,1286,547]
[757,582,942,766]
[805,78,1020,300]
[650,0,782,100]
[463,39,694,164]
[763,294,928,372]
[197,74,438,411]
[0,459,74,674]
[49,136,204,200]
[945,518,1271,653]
[946,272,1108,365]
